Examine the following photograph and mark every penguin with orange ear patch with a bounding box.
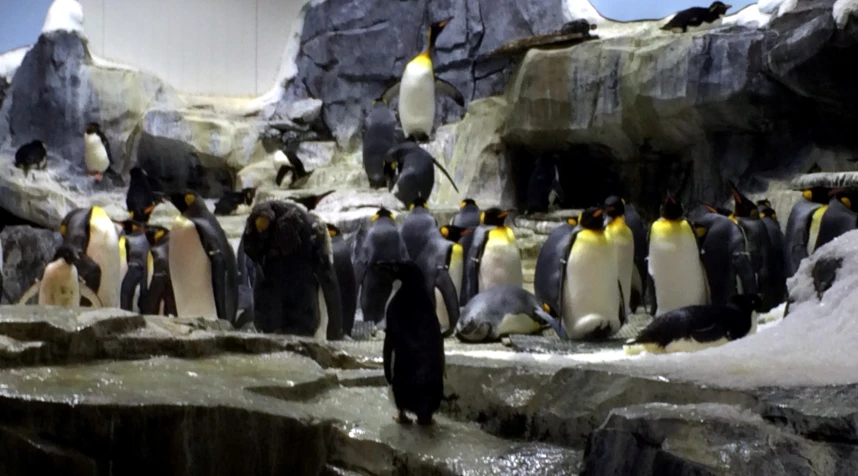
[813,189,858,252]
[692,202,757,306]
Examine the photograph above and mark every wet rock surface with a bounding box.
[0,306,851,474]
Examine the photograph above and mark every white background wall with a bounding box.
[79,0,306,97]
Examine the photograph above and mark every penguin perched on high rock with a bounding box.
[400,195,438,260]
[17,245,102,308]
[14,140,48,177]
[661,1,732,33]
[362,98,400,189]
[784,186,830,276]
[557,207,625,340]
[59,206,121,308]
[353,208,410,325]
[378,260,445,426]
[139,225,176,316]
[383,142,459,208]
[83,122,112,181]
[604,196,635,315]
[459,208,523,307]
[413,224,465,337]
[692,203,757,306]
[455,284,565,343]
[327,224,357,337]
[126,167,158,224]
[275,152,313,189]
[169,191,238,323]
[625,294,761,355]
[241,200,343,340]
[381,19,465,142]
[648,194,709,316]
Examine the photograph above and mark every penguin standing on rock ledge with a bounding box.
[661,2,732,33]
[83,122,112,181]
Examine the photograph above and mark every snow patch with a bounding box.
[0,46,32,81]
[90,55,140,73]
[563,0,606,26]
[758,0,799,17]
[722,5,773,28]
[833,0,858,29]
[42,0,85,37]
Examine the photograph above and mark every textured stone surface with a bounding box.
[0,226,62,305]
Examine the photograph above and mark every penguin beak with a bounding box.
[498,211,510,219]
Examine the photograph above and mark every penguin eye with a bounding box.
[59,224,67,236]
[184,194,195,206]
[255,216,270,233]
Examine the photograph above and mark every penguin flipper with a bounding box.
[120,266,145,311]
[383,336,394,384]
[533,308,566,339]
[315,264,344,341]
[380,81,401,104]
[435,269,460,337]
[17,280,41,305]
[618,280,628,326]
[78,279,103,308]
[430,157,460,193]
[208,249,230,322]
[434,78,465,107]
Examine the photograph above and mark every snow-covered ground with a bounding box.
[41,0,85,37]
[833,0,858,28]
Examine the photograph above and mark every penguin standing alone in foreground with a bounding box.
[648,194,709,316]
[362,98,400,189]
[17,245,102,307]
[379,260,445,426]
[661,1,732,33]
[604,196,635,314]
[784,186,830,277]
[60,206,121,308]
[14,140,48,176]
[625,294,761,355]
[83,122,111,181]
[327,224,357,336]
[460,208,522,307]
[169,192,238,323]
[384,142,459,208]
[382,19,465,141]
[560,207,625,340]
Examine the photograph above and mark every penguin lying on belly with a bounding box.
[625,294,761,355]
[455,284,565,343]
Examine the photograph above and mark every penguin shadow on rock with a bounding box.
[380,18,466,143]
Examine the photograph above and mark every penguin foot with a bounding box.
[90,172,104,181]
[393,411,413,425]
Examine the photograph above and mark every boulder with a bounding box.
[284,0,570,147]
[0,226,62,305]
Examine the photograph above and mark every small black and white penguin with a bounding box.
[378,260,445,426]
[381,19,465,142]
[455,284,565,343]
[661,1,732,33]
[813,189,858,252]
[139,225,176,316]
[169,191,238,323]
[83,122,111,181]
[604,197,635,314]
[648,194,709,316]
[352,208,410,325]
[525,154,564,214]
[275,152,313,189]
[214,188,256,216]
[559,207,625,340]
[116,220,152,312]
[14,140,48,176]
[693,203,757,306]
[241,200,343,339]
[534,216,578,316]
[362,98,399,189]
[327,224,357,336]
[384,142,459,208]
[126,167,157,223]
[459,208,522,307]
[59,206,121,308]
[625,293,761,355]
[784,186,830,277]
[17,245,102,307]
[400,195,438,260]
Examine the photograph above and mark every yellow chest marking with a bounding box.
[119,236,127,263]
[451,243,463,265]
[574,228,609,248]
[650,218,694,240]
[811,205,828,224]
[606,218,633,241]
[487,226,516,245]
[410,51,433,71]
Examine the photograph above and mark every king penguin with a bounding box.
[784,186,830,277]
[83,122,111,181]
[168,191,238,323]
[456,284,565,343]
[117,220,153,313]
[451,198,480,262]
[327,224,357,337]
[460,208,522,306]
[400,195,438,260]
[560,207,625,340]
[604,196,635,314]
[729,182,779,311]
[384,142,459,208]
[622,202,648,312]
[692,203,757,305]
[140,225,176,316]
[381,19,465,141]
[17,245,102,308]
[534,216,578,317]
[648,194,709,316]
[812,189,858,252]
[413,224,465,336]
[59,206,121,308]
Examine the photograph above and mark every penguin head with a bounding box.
[170,191,202,214]
[372,208,395,222]
[429,18,452,49]
[480,208,510,227]
[756,199,772,209]
[409,195,428,211]
[440,225,473,242]
[710,1,732,14]
[759,207,777,221]
[728,181,759,218]
[115,219,145,235]
[84,122,101,135]
[372,96,387,106]
[603,196,625,218]
[242,188,257,206]
[661,194,684,220]
[729,293,763,313]
[326,223,341,238]
[53,244,80,265]
[578,207,605,230]
[145,225,169,246]
[460,198,478,210]
[829,189,858,211]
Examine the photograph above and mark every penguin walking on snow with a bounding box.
[784,186,830,277]
[625,294,761,355]
[384,142,459,208]
[661,1,732,33]
[169,192,238,323]
[83,122,111,181]
[14,140,48,177]
[327,224,357,336]
[378,260,445,426]
[459,208,522,307]
[17,245,102,307]
[381,19,465,142]
[648,194,709,316]
[362,98,400,189]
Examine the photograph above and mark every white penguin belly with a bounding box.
[495,313,541,338]
[87,208,121,308]
[478,242,523,293]
[435,288,449,331]
[39,261,80,307]
[561,231,621,340]
[606,222,634,314]
[398,59,436,139]
[84,133,109,173]
[169,216,217,320]
[662,337,729,354]
[315,287,328,341]
[648,220,709,316]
